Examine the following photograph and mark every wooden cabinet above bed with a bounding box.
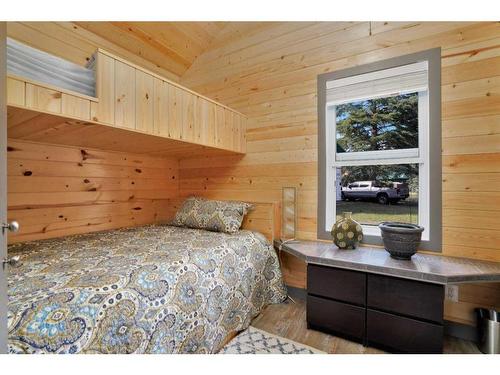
[6,49,247,158]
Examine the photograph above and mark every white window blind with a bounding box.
[326,61,428,105]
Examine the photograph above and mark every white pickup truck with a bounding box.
[341,180,410,204]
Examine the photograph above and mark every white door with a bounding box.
[0,21,8,354]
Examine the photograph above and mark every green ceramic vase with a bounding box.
[331,212,363,249]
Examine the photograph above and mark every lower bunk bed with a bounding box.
[7,224,287,354]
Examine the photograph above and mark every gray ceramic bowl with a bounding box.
[378,222,424,260]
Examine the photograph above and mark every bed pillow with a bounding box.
[171,197,253,233]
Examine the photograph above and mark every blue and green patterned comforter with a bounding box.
[7,225,287,354]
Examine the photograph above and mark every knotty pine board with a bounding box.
[178,21,500,325]
[7,139,179,244]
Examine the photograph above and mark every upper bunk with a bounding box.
[6,38,247,158]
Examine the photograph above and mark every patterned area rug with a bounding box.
[220,326,325,354]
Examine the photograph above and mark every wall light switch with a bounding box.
[445,285,459,302]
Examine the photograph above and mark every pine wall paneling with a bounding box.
[7,22,181,82]
[73,22,228,78]
[178,21,500,326]
[7,140,179,244]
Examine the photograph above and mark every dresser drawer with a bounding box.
[307,264,366,305]
[367,274,444,323]
[307,295,365,342]
[367,309,443,353]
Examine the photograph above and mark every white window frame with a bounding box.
[324,71,430,241]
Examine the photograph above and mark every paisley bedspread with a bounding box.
[7,225,287,354]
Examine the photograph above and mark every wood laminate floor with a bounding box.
[251,299,481,354]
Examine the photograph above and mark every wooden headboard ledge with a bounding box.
[166,198,281,243]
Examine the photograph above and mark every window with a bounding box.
[317,49,442,250]
[337,164,419,227]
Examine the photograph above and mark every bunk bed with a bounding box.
[6,38,247,157]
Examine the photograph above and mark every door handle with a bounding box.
[2,221,19,234]
[3,255,21,268]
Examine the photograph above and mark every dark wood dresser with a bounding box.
[307,264,444,353]
[276,240,500,354]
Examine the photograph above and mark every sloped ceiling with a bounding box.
[74,22,231,77]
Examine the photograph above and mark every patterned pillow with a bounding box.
[171,197,253,233]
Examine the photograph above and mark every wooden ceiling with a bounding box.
[74,22,230,77]
[7,22,287,81]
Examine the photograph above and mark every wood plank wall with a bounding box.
[7,22,180,82]
[7,139,179,244]
[178,22,500,325]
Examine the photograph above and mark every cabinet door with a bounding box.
[153,78,169,136]
[367,309,443,353]
[206,100,217,147]
[232,113,241,152]
[168,84,181,140]
[91,52,114,124]
[7,77,25,106]
[181,90,195,142]
[115,61,136,129]
[223,109,234,150]
[308,264,366,306]
[367,274,444,324]
[240,116,247,153]
[135,70,154,133]
[25,84,62,114]
[215,105,225,148]
[194,96,206,145]
[307,295,365,342]
[62,94,90,120]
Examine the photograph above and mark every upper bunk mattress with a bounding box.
[7,225,286,354]
[7,38,96,97]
